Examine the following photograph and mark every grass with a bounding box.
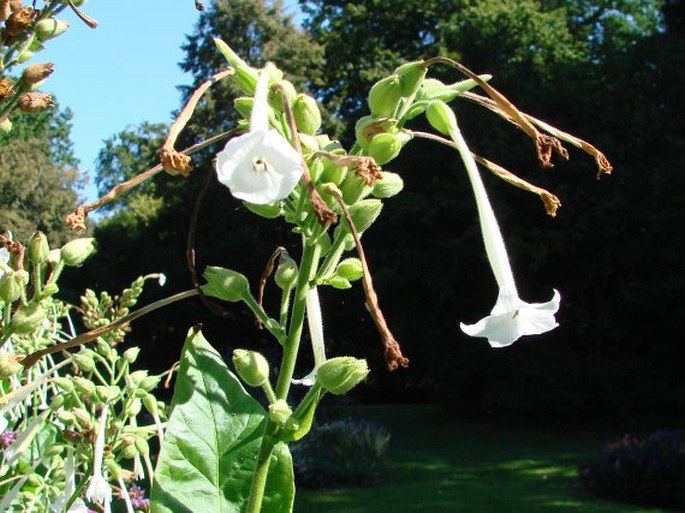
[294,405,670,513]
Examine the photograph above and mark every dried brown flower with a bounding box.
[17,92,53,112]
[5,6,32,37]
[160,147,192,177]
[21,62,54,85]
[0,78,14,101]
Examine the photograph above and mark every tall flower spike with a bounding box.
[85,403,112,508]
[426,101,560,347]
[216,65,303,204]
[292,287,327,386]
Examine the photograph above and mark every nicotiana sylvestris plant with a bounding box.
[45,39,611,513]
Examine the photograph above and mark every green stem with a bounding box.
[245,427,277,513]
[274,240,319,400]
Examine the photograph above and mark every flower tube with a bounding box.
[427,101,560,347]
[85,403,112,508]
[292,287,327,386]
[216,65,303,204]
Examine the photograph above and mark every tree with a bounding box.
[0,105,84,245]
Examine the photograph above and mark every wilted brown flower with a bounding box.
[5,6,32,37]
[21,62,54,85]
[0,78,14,101]
[160,147,192,177]
[17,92,53,112]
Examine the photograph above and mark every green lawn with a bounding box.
[294,405,668,513]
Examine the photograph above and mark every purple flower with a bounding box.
[0,429,17,447]
[129,483,150,510]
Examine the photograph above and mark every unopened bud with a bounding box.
[368,74,403,117]
[122,347,140,364]
[9,303,45,334]
[21,62,55,86]
[274,253,298,291]
[72,377,97,398]
[232,349,270,387]
[54,377,75,393]
[96,385,120,402]
[142,393,158,416]
[139,375,161,392]
[416,76,491,103]
[134,436,150,457]
[0,272,23,303]
[292,93,322,135]
[355,116,396,149]
[268,80,297,112]
[0,118,12,134]
[340,173,373,205]
[316,357,369,395]
[17,92,53,112]
[233,96,253,119]
[60,238,95,266]
[105,458,123,480]
[334,199,383,238]
[49,394,65,411]
[0,353,23,379]
[366,132,402,165]
[202,266,249,302]
[72,352,96,373]
[16,50,32,63]
[5,6,32,37]
[395,60,427,97]
[372,171,404,198]
[426,100,457,136]
[35,18,69,41]
[56,410,76,425]
[125,398,142,417]
[268,399,292,425]
[214,38,258,94]
[336,258,363,281]
[128,370,148,387]
[71,407,92,427]
[120,436,138,459]
[27,231,49,264]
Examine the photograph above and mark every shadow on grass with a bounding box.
[295,405,669,513]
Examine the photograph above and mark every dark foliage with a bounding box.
[291,417,391,488]
[580,430,685,509]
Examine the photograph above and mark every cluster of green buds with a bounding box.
[1,0,96,133]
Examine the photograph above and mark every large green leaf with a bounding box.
[151,328,294,513]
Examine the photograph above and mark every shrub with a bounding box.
[580,430,685,509]
[292,417,390,489]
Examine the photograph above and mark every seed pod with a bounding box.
[394,60,427,97]
[35,18,69,41]
[60,238,95,266]
[9,303,45,334]
[316,357,369,395]
[366,132,402,165]
[426,100,457,136]
[214,38,258,94]
[372,171,404,199]
[202,266,250,302]
[21,62,55,86]
[367,74,403,117]
[28,231,49,264]
[232,349,270,387]
[292,93,322,135]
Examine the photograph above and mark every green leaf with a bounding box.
[151,328,294,513]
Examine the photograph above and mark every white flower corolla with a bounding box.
[443,110,561,347]
[292,287,327,386]
[85,403,112,506]
[216,66,303,204]
[51,449,90,513]
[0,246,9,277]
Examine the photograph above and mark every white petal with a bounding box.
[85,474,112,504]
[216,130,302,204]
[250,70,270,133]
[461,289,560,347]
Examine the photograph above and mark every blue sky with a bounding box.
[41,0,199,200]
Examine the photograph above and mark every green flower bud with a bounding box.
[268,399,292,425]
[202,266,250,302]
[122,346,140,364]
[72,377,96,398]
[316,357,369,395]
[71,407,92,427]
[120,437,138,459]
[274,253,298,291]
[0,353,23,379]
[368,74,403,117]
[46,248,61,266]
[142,393,158,416]
[16,51,33,63]
[96,385,120,402]
[214,38,258,94]
[268,79,297,111]
[0,272,23,303]
[426,100,457,136]
[134,436,150,457]
[319,156,348,185]
[416,75,492,103]
[60,238,95,267]
[395,60,427,97]
[308,159,324,183]
[334,199,383,239]
[45,444,64,457]
[139,375,161,392]
[298,133,319,155]
[0,118,12,134]
[336,258,363,281]
[233,96,253,119]
[340,173,373,205]
[292,93,322,135]
[125,398,142,417]
[232,349,270,387]
[355,116,396,150]
[366,132,402,165]
[56,410,76,424]
[372,171,404,198]
[42,282,59,296]
[323,275,352,290]
[72,352,96,373]
[244,201,284,219]
[128,370,148,387]
[105,458,123,480]
[49,394,65,411]
[9,303,45,334]
[54,377,75,393]
[35,18,69,41]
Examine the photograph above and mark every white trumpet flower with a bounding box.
[216,66,303,204]
[439,105,561,347]
[292,287,327,386]
[85,403,112,507]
